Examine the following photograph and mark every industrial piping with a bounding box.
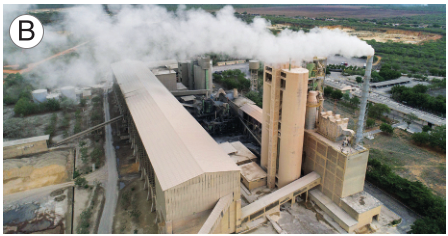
[355,55,374,145]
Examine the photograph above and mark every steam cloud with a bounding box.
[4,5,374,87]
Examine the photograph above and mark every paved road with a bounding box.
[364,183,419,234]
[98,87,119,234]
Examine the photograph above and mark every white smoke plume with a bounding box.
[4,5,374,87]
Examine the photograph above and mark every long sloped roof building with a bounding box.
[111,60,241,234]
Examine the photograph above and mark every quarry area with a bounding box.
[3,4,446,235]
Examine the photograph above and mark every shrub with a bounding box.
[380,123,394,134]
[366,119,375,128]
[356,76,363,83]
[330,90,343,100]
[75,177,88,188]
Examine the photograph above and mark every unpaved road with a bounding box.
[364,182,419,233]
[98,86,119,234]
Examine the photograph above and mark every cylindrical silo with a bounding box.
[277,67,309,188]
[305,91,319,130]
[32,89,48,103]
[249,60,259,91]
[61,86,76,100]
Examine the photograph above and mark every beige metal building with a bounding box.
[3,135,50,159]
[112,60,241,234]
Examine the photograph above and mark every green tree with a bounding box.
[14,97,36,116]
[422,125,432,132]
[46,98,60,111]
[350,96,360,107]
[368,104,390,119]
[380,123,394,134]
[324,86,333,97]
[429,125,446,151]
[331,90,343,100]
[356,76,363,83]
[80,98,87,107]
[412,132,430,145]
[412,84,428,94]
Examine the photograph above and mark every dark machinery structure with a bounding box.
[179,94,241,135]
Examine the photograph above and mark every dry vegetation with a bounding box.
[364,130,446,197]
[234,5,428,19]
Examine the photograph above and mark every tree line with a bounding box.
[390,84,446,116]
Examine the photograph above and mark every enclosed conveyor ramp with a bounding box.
[239,171,321,232]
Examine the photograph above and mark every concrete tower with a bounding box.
[249,60,259,91]
[261,63,309,188]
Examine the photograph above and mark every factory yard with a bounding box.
[364,130,446,197]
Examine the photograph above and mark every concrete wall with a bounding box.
[155,73,177,91]
[178,62,191,88]
[241,175,267,191]
[302,131,369,204]
[193,65,205,90]
[3,140,48,159]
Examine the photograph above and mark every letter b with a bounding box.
[19,20,34,41]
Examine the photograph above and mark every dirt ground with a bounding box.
[113,179,158,234]
[73,185,105,234]
[322,26,443,44]
[233,5,430,19]
[3,149,73,195]
[364,130,446,197]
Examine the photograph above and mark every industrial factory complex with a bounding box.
[106,55,383,233]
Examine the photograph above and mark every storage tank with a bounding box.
[46,93,61,100]
[32,89,48,103]
[249,60,259,70]
[61,86,76,100]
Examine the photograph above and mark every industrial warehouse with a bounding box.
[109,55,383,234]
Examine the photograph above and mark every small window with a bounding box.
[281,72,287,78]
[280,79,286,89]
[266,66,273,72]
[265,73,272,83]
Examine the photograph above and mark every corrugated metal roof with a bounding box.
[3,135,50,147]
[219,142,237,155]
[112,60,240,191]
[240,104,263,123]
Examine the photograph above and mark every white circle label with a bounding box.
[9,15,44,49]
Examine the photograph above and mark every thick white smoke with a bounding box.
[4,5,374,87]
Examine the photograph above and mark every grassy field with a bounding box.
[364,130,446,197]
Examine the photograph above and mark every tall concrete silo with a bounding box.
[249,60,259,91]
